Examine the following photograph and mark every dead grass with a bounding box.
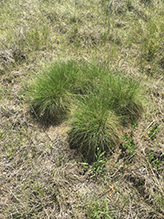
[0,0,164,218]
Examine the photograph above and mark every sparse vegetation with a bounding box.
[0,0,164,218]
[81,147,108,178]
[122,122,138,157]
[86,198,115,219]
[148,123,160,140]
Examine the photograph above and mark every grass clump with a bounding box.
[107,74,144,125]
[68,91,121,163]
[27,59,144,161]
[27,60,79,124]
[68,63,144,162]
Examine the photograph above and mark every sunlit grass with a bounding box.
[27,59,144,159]
[27,60,79,124]
[106,73,144,125]
[68,91,121,162]
[67,62,144,162]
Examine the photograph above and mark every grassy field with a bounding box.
[0,0,164,218]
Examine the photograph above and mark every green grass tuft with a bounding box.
[27,60,79,124]
[68,91,121,163]
[27,60,144,161]
[107,73,144,125]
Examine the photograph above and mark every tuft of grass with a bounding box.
[68,91,121,163]
[75,61,144,124]
[107,74,144,125]
[26,60,79,124]
[71,61,110,95]
[73,62,144,126]
[27,59,144,161]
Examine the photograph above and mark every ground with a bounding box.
[0,0,164,218]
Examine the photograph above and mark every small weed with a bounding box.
[86,198,115,219]
[148,123,160,140]
[122,122,138,157]
[0,88,3,99]
[144,38,158,62]
[0,129,4,138]
[50,144,54,149]
[5,147,14,160]
[26,26,51,51]
[81,148,108,178]
[146,150,164,171]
